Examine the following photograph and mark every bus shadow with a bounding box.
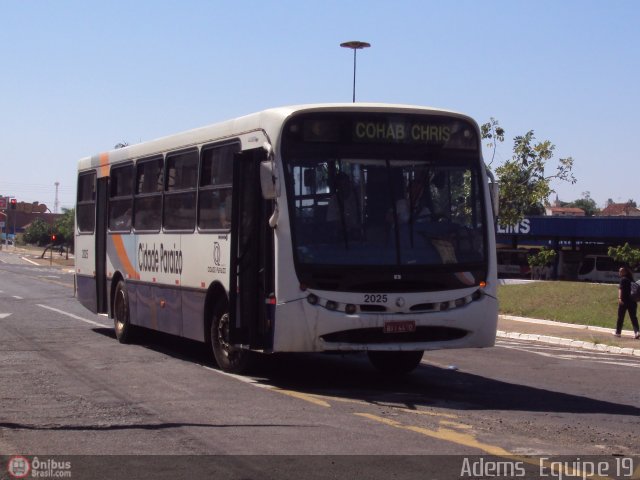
[253,353,640,417]
[91,327,640,418]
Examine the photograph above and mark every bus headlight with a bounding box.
[325,300,338,311]
[307,294,319,305]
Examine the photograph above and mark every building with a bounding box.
[1,202,61,239]
[598,202,640,217]
[544,206,586,216]
[496,215,640,280]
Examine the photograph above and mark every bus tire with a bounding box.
[367,350,423,374]
[210,299,254,374]
[113,280,136,344]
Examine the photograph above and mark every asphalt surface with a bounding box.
[2,246,640,479]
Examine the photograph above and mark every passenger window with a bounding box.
[164,149,198,231]
[198,143,238,230]
[77,172,96,233]
[109,164,134,232]
[134,157,163,231]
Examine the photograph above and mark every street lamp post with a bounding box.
[340,41,370,103]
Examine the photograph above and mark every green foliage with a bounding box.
[607,243,640,269]
[54,208,74,244]
[527,247,556,267]
[498,282,618,328]
[23,218,51,246]
[571,198,597,216]
[480,117,504,167]
[482,121,577,227]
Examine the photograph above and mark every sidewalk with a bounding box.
[498,315,640,357]
[0,244,74,269]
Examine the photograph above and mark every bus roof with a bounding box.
[77,103,476,172]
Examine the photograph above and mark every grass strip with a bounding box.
[498,282,620,329]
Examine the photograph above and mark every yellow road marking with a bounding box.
[355,412,512,456]
[37,277,73,288]
[439,420,473,429]
[273,389,331,408]
[354,413,615,480]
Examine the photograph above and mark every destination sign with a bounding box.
[353,121,452,144]
[288,113,478,150]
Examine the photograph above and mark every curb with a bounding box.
[500,314,637,335]
[497,318,640,358]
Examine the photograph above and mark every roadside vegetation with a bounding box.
[498,281,618,329]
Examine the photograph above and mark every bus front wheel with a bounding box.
[113,280,136,343]
[367,350,424,374]
[210,301,254,374]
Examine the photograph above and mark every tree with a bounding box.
[568,191,598,216]
[23,218,51,246]
[54,208,74,249]
[482,123,576,226]
[480,117,504,168]
[527,247,556,280]
[608,243,640,270]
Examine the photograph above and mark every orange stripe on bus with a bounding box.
[99,152,109,178]
[111,234,139,280]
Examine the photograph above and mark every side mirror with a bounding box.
[260,161,277,200]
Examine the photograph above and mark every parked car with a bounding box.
[497,248,536,278]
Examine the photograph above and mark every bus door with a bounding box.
[95,176,109,314]
[229,148,274,349]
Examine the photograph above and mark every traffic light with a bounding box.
[51,234,56,242]
[10,198,16,210]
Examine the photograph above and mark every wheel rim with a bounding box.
[115,288,126,332]
[216,312,232,359]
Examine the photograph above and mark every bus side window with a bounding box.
[108,164,134,231]
[134,157,163,231]
[198,143,237,230]
[164,149,198,231]
[77,171,96,233]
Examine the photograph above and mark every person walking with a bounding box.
[615,266,640,339]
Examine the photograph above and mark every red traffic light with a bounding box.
[51,234,56,242]
[10,198,16,210]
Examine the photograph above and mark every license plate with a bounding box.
[383,320,416,334]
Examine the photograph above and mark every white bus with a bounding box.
[75,104,498,374]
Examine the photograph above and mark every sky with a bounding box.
[1,0,638,211]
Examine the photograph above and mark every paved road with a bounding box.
[1,252,639,478]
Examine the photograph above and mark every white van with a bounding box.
[577,255,620,283]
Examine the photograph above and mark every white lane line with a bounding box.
[37,304,106,327]
[0,313,11,319]
[496,343,640,367]
[20,256,40,266]
[12,296,23,300]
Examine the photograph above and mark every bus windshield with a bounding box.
[287,155,485,268]
[281,112,488,291]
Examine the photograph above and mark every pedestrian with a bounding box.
[615,266,640,339]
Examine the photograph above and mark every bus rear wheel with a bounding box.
[113,280,136,343]
[367,350,424,374]
[210,301,254,374]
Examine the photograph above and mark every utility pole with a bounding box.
[54,182,60,214]
[340,41,371,102]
